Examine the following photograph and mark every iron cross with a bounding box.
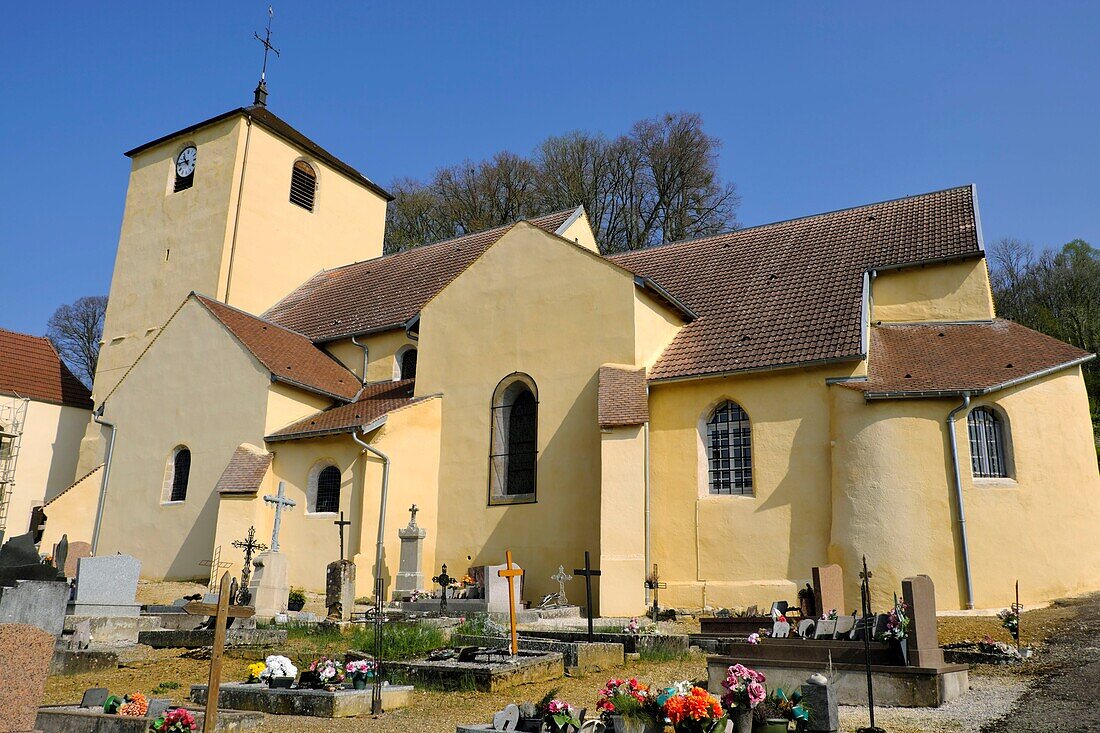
[408,504,419,527]
[645,563,667,620]
[573,551,602,642]
[334,511,352,561]
[231,526,267,591]
[432,564,454,612]
[262,481,296,552]
[254,5,280,83]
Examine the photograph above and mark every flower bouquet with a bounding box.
[542,698,582,733]
[299,656,345,690]
[877,594,911,665]
[117,693,148,717]
[245,662,266,683]
[150,708,198,733]
[720,664,766,733]
[658,683,725,733]
[345,658,377,689]
[597,678,662,733]
[998,607,1020,640]
[259,654,298,688]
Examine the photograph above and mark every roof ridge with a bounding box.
[0,325,49,341]
[609,184,976,259]
[193,292,315,339]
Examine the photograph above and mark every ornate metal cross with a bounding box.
[551,565,572,605]
[263,481,296,552]
[231,526,267,592]
[432,564,454,612]
[645,563,667,620]
[498,551,525,655]
[573,551,602,643]
[334,511,352,561]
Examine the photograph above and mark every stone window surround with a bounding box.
[696,397,755,498]
[967,402,1017,484]
[488,372,538,506]
[306,459,343,516]
[160,444,191,505]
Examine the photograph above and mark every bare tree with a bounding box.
[46,295,107,388]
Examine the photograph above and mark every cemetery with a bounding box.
[2,505,1074,733]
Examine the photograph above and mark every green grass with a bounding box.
[284,621,345,645]
[151,681,181,694]
[638,645,689,663]
[349,622,446,660]
[453,612,506,638]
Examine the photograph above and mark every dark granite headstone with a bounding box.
[0,531,66,585]
[800,678,839,732]
[80,687,109,708]
[147,698,172,718]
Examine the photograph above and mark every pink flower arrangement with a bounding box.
[597,677,651,713]
[152,708,197,733]
[746,633,760,645]
[721,663,767,710]
[345,659,376,677]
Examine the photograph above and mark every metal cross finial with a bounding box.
[252,6,280,106]
[432,564,454,612]
[334,511,352,562]
[263,481,296,552]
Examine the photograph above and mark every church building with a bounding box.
[40,99,1100,614]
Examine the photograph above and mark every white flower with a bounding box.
[263,654,298,679]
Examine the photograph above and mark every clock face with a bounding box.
[176,146,197,178]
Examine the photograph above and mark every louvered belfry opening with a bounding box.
[290,160,317,211]
[173,170,194,193]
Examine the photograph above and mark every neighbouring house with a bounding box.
[40,99,1099,614]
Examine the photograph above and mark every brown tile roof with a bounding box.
[125,106,392,201]
[0,328,93,409]
[610,186,984,381]
[598,365,649,427]
[842,319,1094,397]
[266,379,422,442]
[194,295,360,401]
[263,209,579,342]
[215,443,273,495]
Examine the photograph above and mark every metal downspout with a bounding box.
[90,406,117,555]
[946,394,975,609]
[351,430,391,594]
[351,337,369,383]
[643,419,651,605]
[352,429,390,715]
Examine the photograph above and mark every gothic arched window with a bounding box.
[290,160,317,211]
[489,374,538,504]
[165,446,191,503]
[968,406,1010,478]
[312,464,342,513]
[400,348,417,380]
[706,401,753,495]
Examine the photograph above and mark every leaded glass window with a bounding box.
[707,401,753,495]
[489,374,538,504]
[316,465,341,513]
[968,407,1008,478]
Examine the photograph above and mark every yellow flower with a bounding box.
[247,662,267,681]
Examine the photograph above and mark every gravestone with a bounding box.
[480,563,523,613]
[771,620,791,638]
[60,541,92,579]
[0,579,70,636]
[395,505,427,599]
[80,687,109,709]
[902,574,945,668]
[814,619,837,639]
[147,698,172,718]
[834,615,856,638]
[811,565,844,617]
[492,703,520,730]
[796,619,816,638]
[69,619,92,650]
[769,601,789,617]
[326,560,355,621]
[247,551,289,618]
[800,676,839,732]
[69,554,141,617]
[0,623,55,732]
[0,531,66,584]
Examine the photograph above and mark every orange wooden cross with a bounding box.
[497,550,524,656]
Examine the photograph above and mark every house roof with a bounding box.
[193,294,360,401]
[263,209,579,342]
[841,319,1094,398]
[0,328,93,409]
[598,365,649,427]
[124,105,392,201]
[266,379,422,442]
[214,444,273,495]
[610,185,985,381]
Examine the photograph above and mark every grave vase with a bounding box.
[890,637,909,666]
[352,672,369,690]
[612,714,661,733]
[729,707,753,733]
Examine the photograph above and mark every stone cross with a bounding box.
[230,526,267,593]
[497,551,524,655]
[551,565,572,605]
[408,504,419,528]
[333,511,352,561]
[573,551,602,643]
[645,563,667,620]
[184,572,255,733]
[263,481,296,552]
[432,564,454,612]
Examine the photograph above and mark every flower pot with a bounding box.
[267,676,294,689]
[352,674,369,690]
[612,715,661,733]
[288,598,306,612]
[890,638,909,666]
[752,719,789,733]
[516,717,544,733]
[729,708,753,733]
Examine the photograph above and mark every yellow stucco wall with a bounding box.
[415,224,643,609]
[872,258,995,323]
[324,330,416,384]
[39,464,102,550]
[599,424,648,615]
[3,397,88,536]
[93,299,274,579]
[558,210,600,253]
[634,292,684,368]
[829,366,1100,610]
[647,363,863,611]
[265,383,333,435]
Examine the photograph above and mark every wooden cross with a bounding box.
[497,551,524,655]
[184,572,255,733]
[334,511,352,561]
[645,563,667,620]
[573,551,602,643]
[230,526,267,593]
[198,546,232,593]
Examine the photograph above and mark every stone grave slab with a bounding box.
[50,648,119,675]
[0,578,70,636]
[69,555,141,617]
[36,705,263,732]
[189,682,413,717]
[247,551,289,619]
[811,565,844,617]
[138,627,287,649]
[451,633,624,673]
[386,649,563,692]
[0,622,55,733]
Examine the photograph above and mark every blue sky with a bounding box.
[2,2,1098,336]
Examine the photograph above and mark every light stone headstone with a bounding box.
[326,559,355,621]
[0,578,70,636]
[395,505,427,599]
[68,554,141,617]
[147,698,172,718]
[482,563,523,613]
[811,565,844,618]
[492,703,520,730]
[813,619,837,639]
[834,615,856,638]
[248,551,289,619]
[69,619,92,650]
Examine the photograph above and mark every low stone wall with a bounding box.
[189,683,412,717]
[49,649,118,675]
[520,629,688,655]
[138,628,287,649]
[36,706,262,733]
[450,633,624,673]
[63,616,162,645]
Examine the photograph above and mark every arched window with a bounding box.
[706,401,753,495]
[307,463,341,513]
[290,160,317,211]
[489,374,538,504]
[164,446,191,503]
[968,407,1009,478]
[399,348,417,380]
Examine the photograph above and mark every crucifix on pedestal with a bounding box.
[573,551,602,643]
[333,511,351,561]
[645,563,667,620]
[498,551,524,656]
[263,481,296,552]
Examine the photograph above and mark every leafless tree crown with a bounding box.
[46,295,107,388]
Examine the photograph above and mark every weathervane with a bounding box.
[253,5,280,106]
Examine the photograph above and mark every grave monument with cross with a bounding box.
[645,563,667,621]
[432,564,455,613]
[497,551,524,655]
[247,481,295,617]
[326,511,355,621]
[573,551,601,643]
[187,572,255,733]
[539,565,572,608]
[230,526,266,605]
[857,555,885,733]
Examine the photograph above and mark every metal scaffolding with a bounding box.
[0,395,29,535]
